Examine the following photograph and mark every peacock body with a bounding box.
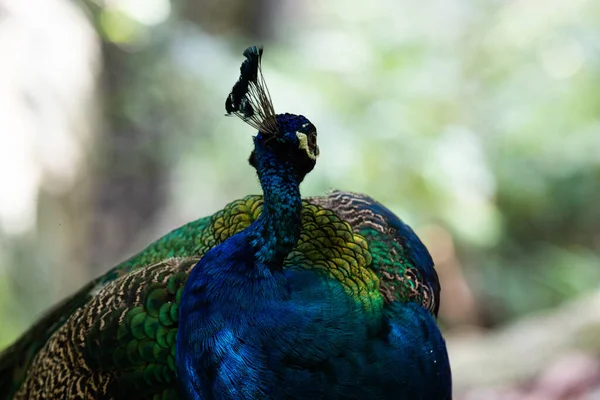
[0,46,451,399]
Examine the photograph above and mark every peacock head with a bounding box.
[225,46,319,180]
[249,113,319,179]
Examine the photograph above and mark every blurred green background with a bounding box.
[0,0,599,398]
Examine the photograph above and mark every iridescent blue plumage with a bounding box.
[176,46,451,399]
[176,113,326,398]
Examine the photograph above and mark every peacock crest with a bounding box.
[225,46,278,136]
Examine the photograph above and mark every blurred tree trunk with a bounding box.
[88,41,170,272]
[87,0,278,273]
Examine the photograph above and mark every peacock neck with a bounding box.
[250,152,303,270]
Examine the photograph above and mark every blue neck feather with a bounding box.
[250,151,302,269]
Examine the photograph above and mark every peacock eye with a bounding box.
[307,132,317,148]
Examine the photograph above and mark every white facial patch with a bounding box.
[296,132,318,160]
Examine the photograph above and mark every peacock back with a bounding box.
[0,190,440,400]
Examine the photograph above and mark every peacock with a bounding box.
[0,46,451,399]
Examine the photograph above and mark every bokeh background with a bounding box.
[1,0,599,398]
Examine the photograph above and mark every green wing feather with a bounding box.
[0,191,439,400]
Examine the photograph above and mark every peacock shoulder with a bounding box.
[307,190,440,315]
